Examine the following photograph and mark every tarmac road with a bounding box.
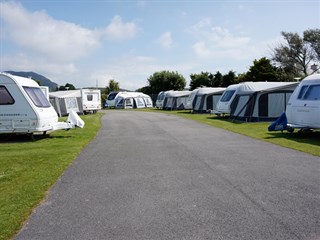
[15,110,320,240]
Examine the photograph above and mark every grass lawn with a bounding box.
[0,112,103,240]
[142,109,320,157]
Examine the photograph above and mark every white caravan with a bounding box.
[156,90,173,109]
[50,89,101,116]
[0,72,84,135]
[286,74,320,130]
[81,89,101,114]
[156,91,165,109]
[105,91,120,108]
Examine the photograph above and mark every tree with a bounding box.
[221,71,236,87]
[189,72,213,90]
[146,70,186,94]
[136,85,152,94]
[304,28,320,65]
[212,71,223,87]
[189,71,226,90]
[105,79,120,95]
[59,83,76,90]
[239,57,278,82]
[271,29,320,80]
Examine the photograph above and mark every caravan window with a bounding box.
[87,94,93,101]
[297,85,308,99]
[220,90,235,102]
[23,86,51,108]
[157,92,165,101]
[303,85,320,100]
[107,92,118,100]
[0,86,15,105]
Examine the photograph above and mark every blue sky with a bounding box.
[1,0,319,90]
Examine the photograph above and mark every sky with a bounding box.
[1,0,319,90]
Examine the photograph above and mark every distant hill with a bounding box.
[5,71,58,91]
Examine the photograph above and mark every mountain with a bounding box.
[5,71,58,91]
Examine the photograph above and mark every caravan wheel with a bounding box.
[287,127,294,133]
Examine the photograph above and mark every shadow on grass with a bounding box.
[0,134,72,143]
[205,115,246,124]
[210,115,320,146]
[266,130,320,146]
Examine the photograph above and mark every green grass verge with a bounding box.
[0,112,103,240]
[141,109,320,157]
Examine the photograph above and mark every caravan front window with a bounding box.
[0,86,15,105]
[107,92,118,100]
[23,86,51,108]
[220,90,235,102]
[157,92,164,101]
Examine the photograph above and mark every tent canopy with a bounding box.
[163,91,191,110]
[114,91,153,109]
[195,87,226,96]
[49,90,81,98]
[228,82,299,122]
[232,82,298,94]
[193,87,226,113]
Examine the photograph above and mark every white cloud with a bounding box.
[0,2,142,88]
[89,54,197,90]
[92,55,157,90]
[0,1,100,62]
[104,15,140,41]
[188,18,259,60]
[0,2,140,65]
[157,32,173,48]
[2,53,77,74]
